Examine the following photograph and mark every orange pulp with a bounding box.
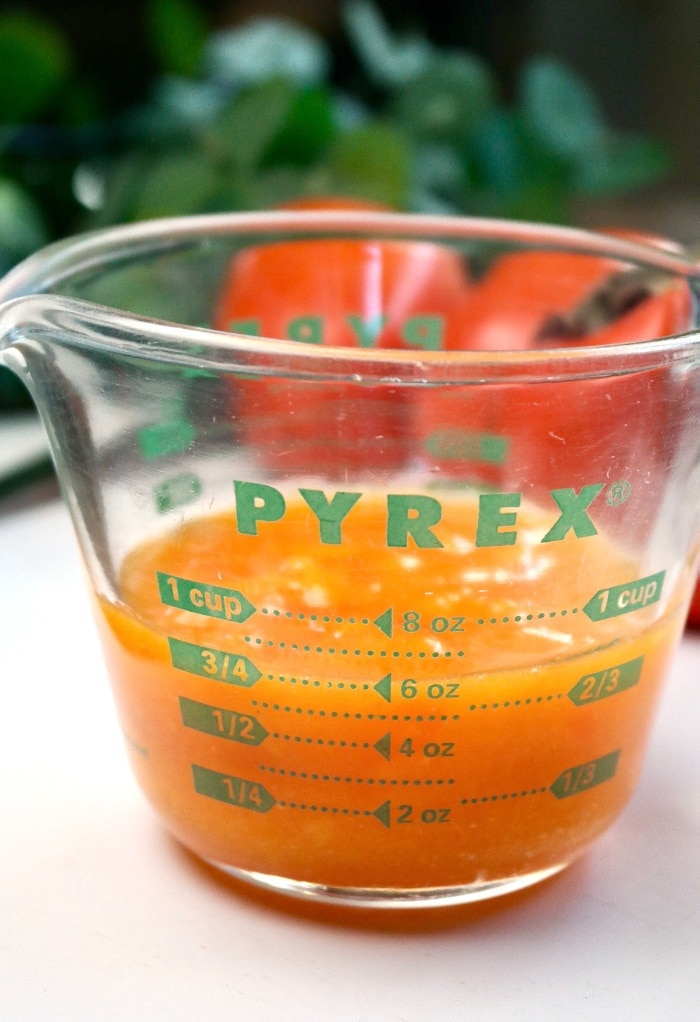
[94,493,686,893]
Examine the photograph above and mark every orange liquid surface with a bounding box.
[95,495,685,892]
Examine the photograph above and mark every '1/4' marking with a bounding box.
[192,765,276,813]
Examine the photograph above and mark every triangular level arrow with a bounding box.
[373,732,391,761]
[373,674,392,703]
[373,608,393,638]
[372,800,391,829]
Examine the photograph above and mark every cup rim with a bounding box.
[1,209,699,382]
[3,208,700,292]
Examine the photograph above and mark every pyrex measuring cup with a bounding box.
[1,210,699,909]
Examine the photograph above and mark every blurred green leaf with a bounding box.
[91,152,151,226]
[327,122,410,207]
[262,87,337,168]
[469,110,523,194]
[146,0,208,77]
[519,56,605,159]
[0,12,71,122]
[0,177,49,269]
[463,182,571,226]
[414,142,464,198]
[56,77,103,126]
[573,134,672,195]
[151,75,224,125]
[393,52,497,143]
[131,150,221,220]
[332,91,369,131]
[468,111,570,198]
[245,167,310,209]
[211,79,296,169]
[343,1,431,87]
[204,19,329,89]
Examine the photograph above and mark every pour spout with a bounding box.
[0,295,57,380]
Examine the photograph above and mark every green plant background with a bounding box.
[0,0,671,410]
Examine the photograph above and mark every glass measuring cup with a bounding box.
[1,210,699,909]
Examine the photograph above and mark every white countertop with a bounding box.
[1,458,699,1020]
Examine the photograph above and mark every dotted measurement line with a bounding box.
[259,765,455,786]
[253,696,565,717]
[251,699,461,723]
[264,674,563,706]
[256,607,579,626]
[276,801,373,816]
[260,607,372,626]
[270,733,371,748]
[268,673,372,692]
[252,695,563,714]
[244,636,466,659]
[242,612,579,656]
[460,788,548,805]
[476,609,579,626]
[467,694,563,710]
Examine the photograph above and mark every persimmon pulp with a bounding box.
[95,493,686,905]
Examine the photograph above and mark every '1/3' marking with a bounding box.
[550,750,621,799]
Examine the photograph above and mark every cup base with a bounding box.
[206,859,569,909]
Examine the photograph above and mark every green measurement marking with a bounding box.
[168,637,261,687]
[583,572,665,622]
[550,750,621,799]
[423,427,509,465]
[191,765,276,813]
[460,750,621,804]
[258,764,455,786]
[476,608,578,625]
[261,672,558,708]
[242,635,463,659]
[270,732,372,749]
[154,472,202,513]
[251,698,460,724]
[179,697,268,745]
[373,608,393,637]
[252,604,578,632]
[374,731,391,761]
[139,419,195,460]
[259,605,381,630]
[270,672,372,693]
[467,694,562,710]
[568,656,644,706]
[275,799,391,828]
[460,788,548,805]
[266,672,391,703]
[158,572,256,623]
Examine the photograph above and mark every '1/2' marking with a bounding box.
[179,697,269,745]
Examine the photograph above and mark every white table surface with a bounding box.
[1,437,699,1021]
